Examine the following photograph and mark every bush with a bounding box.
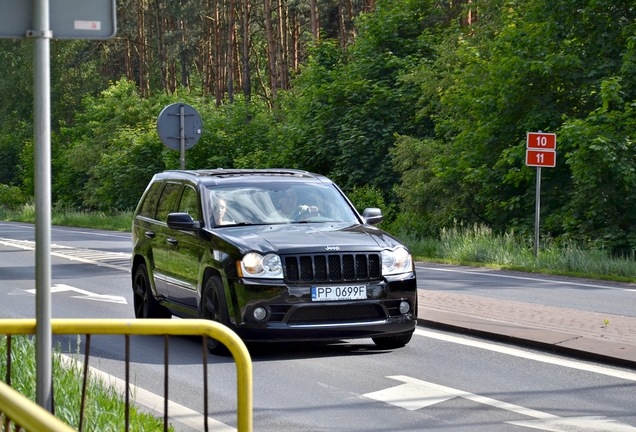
[0,184,26,209]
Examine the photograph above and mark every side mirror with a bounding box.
[167,212,200,231]
[362,208,383,225]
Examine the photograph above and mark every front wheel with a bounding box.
[372,331,413,349]
[201,276,231,355]
[132,263,171,319]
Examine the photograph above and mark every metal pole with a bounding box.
[180,105,185,170]
[534,167,541,258]
[33,0,53,412]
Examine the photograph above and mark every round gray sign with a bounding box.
[157,103,203,151]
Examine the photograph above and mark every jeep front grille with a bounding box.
[287,303,386,324]
[283,253,381,283]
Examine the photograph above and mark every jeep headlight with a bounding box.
[239,253,283,279]
[382,247,413,276]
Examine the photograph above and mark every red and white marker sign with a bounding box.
[526,132,556,167]
[526,149,556,167]
[527,132,556,150]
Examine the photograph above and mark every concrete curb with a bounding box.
[417,308,636,369]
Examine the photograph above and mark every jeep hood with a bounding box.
[212,223,405,254]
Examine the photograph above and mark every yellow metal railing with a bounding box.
[0,318,253,432]
[0,379,77,432]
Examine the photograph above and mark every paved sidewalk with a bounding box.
[417,289,636,367]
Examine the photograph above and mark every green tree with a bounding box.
[394,0,636,251]
[278,0,438,195]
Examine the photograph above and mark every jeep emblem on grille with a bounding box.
[325,246,340,251]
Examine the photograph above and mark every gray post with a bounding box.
[534,167,541,258]
[180,104,185,169]
[33,0,53,412]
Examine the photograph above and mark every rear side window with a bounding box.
[138,181,164,219]
[155,183,183,222]
[179,185,201,220]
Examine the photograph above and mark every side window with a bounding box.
[155,183,182,222]
[179,185,201,220]
[138,181,164,219]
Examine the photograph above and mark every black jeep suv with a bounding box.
[131,169,417,352]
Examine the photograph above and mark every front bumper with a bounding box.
[226,272,417,342]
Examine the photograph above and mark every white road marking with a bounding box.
[59,354,236,432]
[0,237,130,272]
[414,328,636,382]
[508,416,636,431]
[364,376,636,431]
[415,265,636,292]
[24,283,128,304]
[365,375,557,418]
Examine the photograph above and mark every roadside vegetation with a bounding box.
[0,204,134,232]
[0,335,170,431]
[1,205,634,284]
[401,224,636,284]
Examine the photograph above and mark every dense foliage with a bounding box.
[0,0,634,253]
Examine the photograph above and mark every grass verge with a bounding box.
[0,205,133,232]
[0,335,170,431]
[403,224,636,283]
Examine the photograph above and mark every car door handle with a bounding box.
[167,238,178,246]
[144,231,155,239]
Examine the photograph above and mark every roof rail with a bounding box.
[164,168,315,178]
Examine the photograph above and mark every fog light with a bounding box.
[253,306,268,321]
[399,301,410,314]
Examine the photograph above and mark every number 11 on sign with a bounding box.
[525,149,555,167]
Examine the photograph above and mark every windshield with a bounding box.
[206,182,359,226]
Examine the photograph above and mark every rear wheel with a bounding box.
[372,331,413,349]
[133,263,171,319]
[201,276,231,355]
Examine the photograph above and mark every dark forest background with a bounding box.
[0,0,634,253]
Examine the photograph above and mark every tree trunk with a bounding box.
[264,0,277,100]
[310,0,319,40]
[214,0,223,105]
[153,0,169,94]
[136,0,148,96]
[242,0,251,103]
[179,19,189,90]
[204,1,213,96]
[338,0,346,49]
[290,12,300,72]
[277,0,289,89]
[227,0,236,102]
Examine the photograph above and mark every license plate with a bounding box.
[311,285,367,301]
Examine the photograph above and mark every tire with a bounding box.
[201,276,231,355]
[132,263,171,319]
[372,331,413,349]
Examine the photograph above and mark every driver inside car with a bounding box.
[273,188,319,221]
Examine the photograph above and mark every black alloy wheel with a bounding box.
[202,276,231,355]
[133,263,171,319]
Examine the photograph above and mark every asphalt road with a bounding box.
[1,221,636,431]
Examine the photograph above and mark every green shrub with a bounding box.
[0,184,26,209]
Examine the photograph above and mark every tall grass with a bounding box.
[403,223,636,283]
[0,204,133,232]
[0,335,169,431]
